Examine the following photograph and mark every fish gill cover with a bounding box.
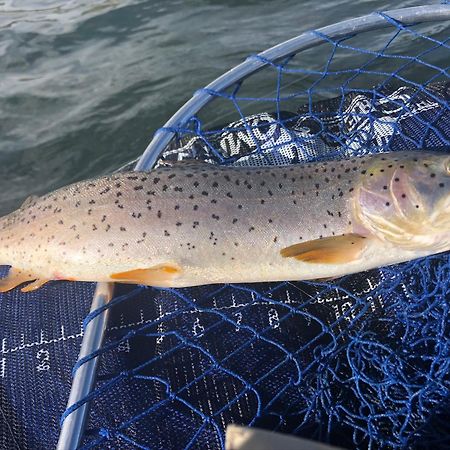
[1,7,449,450]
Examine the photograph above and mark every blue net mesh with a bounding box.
[1,9,449,450]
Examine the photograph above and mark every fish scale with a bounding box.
[0,151,449,292]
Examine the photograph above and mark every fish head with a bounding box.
[406,152,450,230]
[355,152,450,250]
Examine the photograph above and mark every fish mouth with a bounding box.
[430,193,450,231]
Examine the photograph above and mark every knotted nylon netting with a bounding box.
[0,7,449,450]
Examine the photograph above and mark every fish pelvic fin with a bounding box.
[110,263,182,287]
[280,234,368,264]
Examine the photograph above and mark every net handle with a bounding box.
[57,283,114,450]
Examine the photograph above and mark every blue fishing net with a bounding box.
[1,8,449,450]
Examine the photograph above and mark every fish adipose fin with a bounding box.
[110,263,182,286]
[0,268,38,293]
[20,195,39,209]
[280,234,367,264]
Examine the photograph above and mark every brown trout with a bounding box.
[0,151,449,292]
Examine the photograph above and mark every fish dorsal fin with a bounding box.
[280,234,368,264]
[20,195,39,209]
[157,158,215,169]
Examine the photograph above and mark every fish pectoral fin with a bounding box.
[110,264,182,287]
[280,234,368,264]
[21,279,50,293]
[0,268,37,293]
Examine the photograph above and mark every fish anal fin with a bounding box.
[21,279,50,293]
[280,234,368,264]
[110,263,182,287]
[0,268,36,293]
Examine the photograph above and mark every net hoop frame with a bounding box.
[57,5,450,450]
[138,4,450,170]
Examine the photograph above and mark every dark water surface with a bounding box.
[0,0,441,214]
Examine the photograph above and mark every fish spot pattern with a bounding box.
[2,153,441,281]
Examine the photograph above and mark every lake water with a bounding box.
[0,0,443,214]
